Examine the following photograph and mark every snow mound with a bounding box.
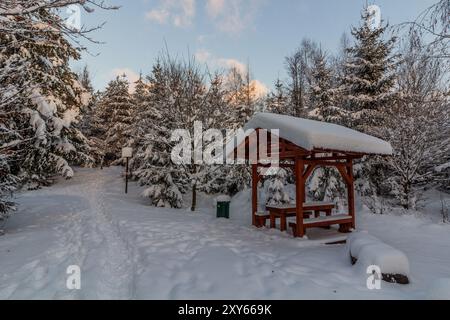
[229,189,253,224]
[244,112,393,155]
[426,278,450,300]
[347,231,410,280]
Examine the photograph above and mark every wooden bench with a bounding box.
[265,202,336,232]
[289,214,353,237]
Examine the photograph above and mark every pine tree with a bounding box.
[0,31,27,217]
[0,155,19,221]
[307,167,346,204]
[341,9,398,133]
[0,0,115,219]
[79,65,94,93]
[307,49,342,123]
[266,78,289,114]
[77,65,96,137]
[0,4,93,188]
[132,73,148,113]
[126,73,149,152]
[95,75,134,162]
[265,168,291,206]
[131,59,189,208]
[339,8,399,200]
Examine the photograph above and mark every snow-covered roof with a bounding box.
[242,113,393,155]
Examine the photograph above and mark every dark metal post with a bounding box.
[125,157,129,194]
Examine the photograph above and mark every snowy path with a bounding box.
[60,172,137,299]
[0,167,449,299]
[0,168,137,299]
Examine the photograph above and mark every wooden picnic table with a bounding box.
[266,202,335,232]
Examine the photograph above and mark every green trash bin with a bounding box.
[216,195,231,219]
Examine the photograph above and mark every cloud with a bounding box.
[194,50,268,98]
[195,50,247,76]
[145,0,195,28]
[196,50,246,74]
[145,0,264,34]
[205,0,266,35]
[145,9,169,24]
[206,0,225,18]
[216,58,247,76]
[111,68,140,93]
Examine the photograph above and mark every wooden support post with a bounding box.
[295,158,305,237]
[125,157,129,194]
[347,160,355,229]
[302,171,306,204]
[252,164,258,227]
[302,164,316,181]
[270,212,275,228]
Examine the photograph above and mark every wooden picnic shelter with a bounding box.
[229,113,393,238]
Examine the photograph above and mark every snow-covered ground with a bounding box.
[0,167,449,299]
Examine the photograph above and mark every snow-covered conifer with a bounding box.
[341,9,398,133]
[95,76,134,162]
[266,169,291,206]
[307,49,342,123]
[266,79,289,114]
[0,3,93,187]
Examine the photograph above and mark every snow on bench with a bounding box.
[263,202,334,210]
[303,201,335,207]
[347,231,410,284]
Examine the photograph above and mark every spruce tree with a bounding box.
[131,60,186,208]
[265,169,291,206]
[341,9,398,133]
[77,65,96,137]
[95,75,134,162]
[340,8,399,199]
[0,1,115,218]
[308,49,341,123]
[0,4,93,188]
[0,155,19,221]
[126,73,149,152]
[266,78,289,114]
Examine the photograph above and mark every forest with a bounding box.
[1,0,449,223]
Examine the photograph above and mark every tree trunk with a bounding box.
[191,183,197,211]
[402,181,411,210]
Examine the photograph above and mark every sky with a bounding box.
[70,0,436,94]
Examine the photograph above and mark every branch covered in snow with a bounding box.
[0,0,119,46]
[397,0,450,59]
[0,0,118,16]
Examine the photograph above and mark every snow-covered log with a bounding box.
[347,231,410,284]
